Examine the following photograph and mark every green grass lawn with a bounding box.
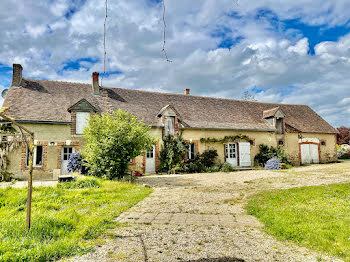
[0,176,151,262]
[247,183,350,261]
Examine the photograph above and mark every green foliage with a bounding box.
[181,149,219,173]
[247,183,350,260]
[0,123,16,134]
[254,144,289,166]
[200,134,250,143]
[220,162,236,172]
[57,176,100,189]
[0,171,13,182]
[83,110,155,179]
[0,177,151,261]
[159,135,187,173]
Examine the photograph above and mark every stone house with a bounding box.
[2,64,338,179]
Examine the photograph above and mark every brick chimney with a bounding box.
[184,88,190,95]
[11,64,23,87]
[92,72,100,95]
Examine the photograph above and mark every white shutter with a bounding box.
[301,144,311,164]
[239,142,251,167]
[76,112,90,135]
[310,144,319,164]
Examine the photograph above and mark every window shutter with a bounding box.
[76,112,90,135]
[224,144,228,159]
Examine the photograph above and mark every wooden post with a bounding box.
[0,112,34,230]
[26,146,34,230]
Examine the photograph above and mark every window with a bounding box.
[278,140,284,146]
[225,144,236,158]
[164,116,175,136]
[26,146,43,167]
[276,118,284,134]
[321,140,326,146]
[76,112,90,135]
[35,146,43,166]
[63,147,73,161]
[146,148,154,158]
[187,143,196,160]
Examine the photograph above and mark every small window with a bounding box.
[321,141,326,146]
[76,112,90,135]
[164,116,175,136]
[278,140,284,146]
[187,143,196,160]
[35,146,43,166]
[146,148,154,158]
[63,147,73,161]
[129,158,133,163]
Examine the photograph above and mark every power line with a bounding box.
[162,0,171,62]
[101,0,108,87]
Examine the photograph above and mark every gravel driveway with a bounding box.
[70,162,350,262]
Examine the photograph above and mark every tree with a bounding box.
[159,135,187,173]
[83,110,155,179]
[241,91,257,101]
[337,126,350,145]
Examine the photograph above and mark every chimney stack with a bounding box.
[92,72,100,95]
[184,88,190,95]
[12,64,23,87]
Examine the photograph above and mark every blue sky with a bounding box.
[1,0,350,126]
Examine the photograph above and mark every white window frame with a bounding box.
[164,116,175,136]
[26,146,44,168]
[187,143,196,160]
[76,112,90,135]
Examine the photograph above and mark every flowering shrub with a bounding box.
[67,152,83,174]
[265,157,281,170]
[337,144,350,158]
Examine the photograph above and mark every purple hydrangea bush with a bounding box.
[265,157,281,170]
[67,152,83,174]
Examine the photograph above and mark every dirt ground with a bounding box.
[69,161,350,262]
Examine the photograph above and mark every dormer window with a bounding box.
[165,116,175,136]
[68,98,99,136]
[76,112,90,135]
[263,107,285,135]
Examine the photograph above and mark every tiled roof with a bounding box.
[2,78,337,133]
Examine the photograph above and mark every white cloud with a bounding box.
[0,0,350,127]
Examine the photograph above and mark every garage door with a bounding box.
[300,143,319,164]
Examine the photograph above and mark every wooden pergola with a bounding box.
[0,111,35,230]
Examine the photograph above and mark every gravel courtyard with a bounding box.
[71,162,350,262]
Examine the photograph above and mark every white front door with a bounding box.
[61,147,75,175]
[238,142,251,167]
[225,143,238,166]
[301,143,319,164]
[145,146,156,173]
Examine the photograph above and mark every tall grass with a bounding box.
[247,183,350,261]
[0,176,151,261]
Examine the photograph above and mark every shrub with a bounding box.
[83,110,155,179]
[58,176,101,189]
[254,144,289,166]
[159,135,188,173]
[180,149,219,173]
[0,170,13,182]
[337,144,350,159]
[265,157,281,170]
[67,152,83,174]
[220,162,236,172]
[200,150,219,168]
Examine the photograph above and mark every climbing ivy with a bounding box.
[200,134,250,143]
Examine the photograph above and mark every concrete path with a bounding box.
[70,162,350,262]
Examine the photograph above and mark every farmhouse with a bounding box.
[2,64,337,179]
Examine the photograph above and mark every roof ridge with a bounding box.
[23,77,309,107]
